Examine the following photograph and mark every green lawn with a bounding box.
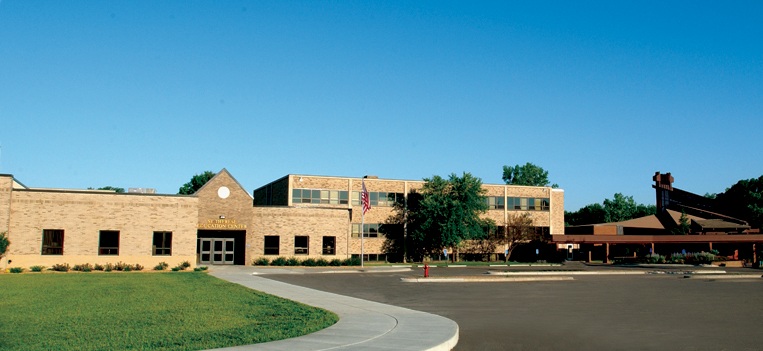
[0,272,338,351]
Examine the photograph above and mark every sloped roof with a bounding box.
[587,210,703,230]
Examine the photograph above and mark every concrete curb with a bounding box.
[209,266,459,351]
[487,270,647,276]
[401,276,574,283]
[682,274,763,279]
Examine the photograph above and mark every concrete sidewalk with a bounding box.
[208,265,459,351]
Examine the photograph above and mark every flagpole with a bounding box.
[361,178,365,268]
[361,202,364,268]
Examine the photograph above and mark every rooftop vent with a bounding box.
[128,188,156,194]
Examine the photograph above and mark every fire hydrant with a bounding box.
[423,263,429,278]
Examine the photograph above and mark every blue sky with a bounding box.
[1,1,761,211]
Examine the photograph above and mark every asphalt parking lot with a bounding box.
[266,265,763,351]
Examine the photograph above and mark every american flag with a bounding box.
[361,179,371,215]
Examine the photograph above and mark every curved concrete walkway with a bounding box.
[208,265,459,351]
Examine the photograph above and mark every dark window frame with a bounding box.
[152,231,172,256]
[98,230,120,256]
[42,229,64,255]
[294,236,309,255]
[322,236,336,255]
[264,235,280,255]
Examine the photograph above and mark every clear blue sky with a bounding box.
[1,1,761,211]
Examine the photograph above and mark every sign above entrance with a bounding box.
[198,219,247,230]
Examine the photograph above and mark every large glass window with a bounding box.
[507,197,550,211]
[152,231,172,256]
[485,196,505,210]
[264,236,280,255]
[292,189,349,205]
[99,230,120,255]
[352,223,381,238]
[42,229,64,255]
[352,192,403,207]
[322,236,336,255]
[294,236,309,255]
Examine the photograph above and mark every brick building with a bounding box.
[0,169,564,268]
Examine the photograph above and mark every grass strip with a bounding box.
[0,273,337,351]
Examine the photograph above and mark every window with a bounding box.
[352,191,404,207]
[352,223,381,238]
[99,230,119,255]
[507,197,550,211]
[483,226,505,239]
[294,236,309,255]
[292,189,349,205]
[322,236,336,255]
[485,196,505,210]
[264,236,280,255]
[42,229,64,255]
[152,231,172,256]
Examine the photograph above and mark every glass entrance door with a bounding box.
[200,238,234,265]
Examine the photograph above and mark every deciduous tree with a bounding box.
[96,186,125,193]
[504,212,537,262]
[178,171,216,195]
[0,232,9,260]
[565,194,656,226]
[716,175,763,229]
[502,162,557,187]
[387,172,491,262]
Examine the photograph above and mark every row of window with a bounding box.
[41,229,173,256]
[351,223,383,238]
[485,197,551,211]
[482,226,551,238]
[291,188,550,212]
[292,189,350,205]
[351,191,404,207]
[292,188,405,207]
[264,235,336,256]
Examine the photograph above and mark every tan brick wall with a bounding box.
[251,207,351,260]
[6,190,198,268]
[550,189,565,235]
[195,170,255,264]
[0,175,11,234]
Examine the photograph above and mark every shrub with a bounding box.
[9,267,23,273]
[123,265,132,272]
[645,253,666,264]
[342,257,361,266]
[253,257,270,266]
[316,258,329,266]
[270,257,287,266]
[0,232,9,260]
[171,267,181,272]
[286,257,300,266]
[94,263,104,271]
[154,262,169,271]
[113,262,128,271]
[180,261,191,269]
[73,263,93,272]
[133,263,144,271]
[104,263,114,272]
[30,265,45,272]
[302,258,317,267]
[197,266,208,271]
[172,262,188,271]
[686,252,716,264]
[51,263,70,272]
[329,258,342,266]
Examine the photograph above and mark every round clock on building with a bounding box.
[217,186,230,199]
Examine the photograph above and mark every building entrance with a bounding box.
[199,238,234,264]
[197,230,246,265]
